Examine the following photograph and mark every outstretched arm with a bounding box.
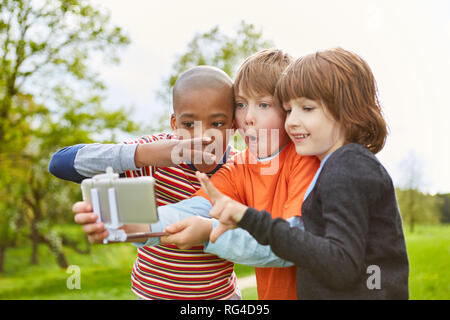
[204,218,296,268]
[159,214,297,268]
[49,143,138,183]
[49,136,215,183]
[156,173,297,268]
[214,150,380,289]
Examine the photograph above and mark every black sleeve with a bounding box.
[238,150,383,289]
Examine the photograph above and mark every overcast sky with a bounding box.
[90,0,450,194]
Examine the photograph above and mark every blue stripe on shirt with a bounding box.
[303,152,333,201]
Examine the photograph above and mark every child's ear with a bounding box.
[170,114,177,132]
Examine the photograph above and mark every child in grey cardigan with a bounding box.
[238,143,409,299]
[195,48,409,299]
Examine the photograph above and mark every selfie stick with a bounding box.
[90,187,125,244]
[89,168,168,244]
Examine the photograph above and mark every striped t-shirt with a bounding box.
[123,133,238,300]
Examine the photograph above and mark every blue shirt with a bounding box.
[303,152,333,201]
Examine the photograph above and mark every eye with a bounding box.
[236,102,246,109]
[303,105,314,112]
[212,121,225,128]
[182,122,194,129]
[260,103,270,109]
[283,104,292,113]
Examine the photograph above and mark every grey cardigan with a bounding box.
[238,143,409,299]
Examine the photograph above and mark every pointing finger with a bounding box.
[178,136,213,148]
[196,171,223,203]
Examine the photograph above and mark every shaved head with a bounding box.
[172,66,233,113]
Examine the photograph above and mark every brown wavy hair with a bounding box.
[234,48,293,98]
[275,47,388,154]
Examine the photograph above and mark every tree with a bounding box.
[0,0,129,147]
[0,0,138,271]
[396,151,423,232]
[396,151,441,232]
[154,20,274,134]
[396,188,441,232]
[436,193,450,224]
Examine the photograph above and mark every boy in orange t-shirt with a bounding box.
[192,142,318,299]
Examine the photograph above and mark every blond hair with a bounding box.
[234,48,293,98]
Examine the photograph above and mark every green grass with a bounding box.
[0,235,256,300]
[403,225,450,300]
[0,224,448,300]
[241,287,258,300]
[0,244,137,300]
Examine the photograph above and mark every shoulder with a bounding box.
[319,143,392,194]
[326,143,382,173]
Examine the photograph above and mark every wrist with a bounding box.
[233,204,248,223]
[200,217,214,241]
[237,207,257,229]
[134,144,146,168]
[205,219,219,246]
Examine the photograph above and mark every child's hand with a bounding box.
[195,171,248,243]
[161,216,213,249]
[173,136,217,165]
[135,136,216,168]
[72,201,151,244]
[72,201,108,243]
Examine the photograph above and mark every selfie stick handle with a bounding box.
[90,187,127,244]
[90,188,102,223]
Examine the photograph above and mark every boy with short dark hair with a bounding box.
[50,66,240,300]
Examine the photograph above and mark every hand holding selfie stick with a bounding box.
[81,167,168,244]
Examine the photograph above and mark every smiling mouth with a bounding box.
[291,133,310,142]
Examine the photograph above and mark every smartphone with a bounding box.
[81,167,158,227]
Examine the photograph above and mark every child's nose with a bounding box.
[244,107,256,126]
[285,111,298,128]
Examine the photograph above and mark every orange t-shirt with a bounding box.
[195,141,320,300]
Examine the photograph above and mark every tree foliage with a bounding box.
[0,0,138,272]
[436,193,450,224]
[154,21,274,132]
[396,188,442,233]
